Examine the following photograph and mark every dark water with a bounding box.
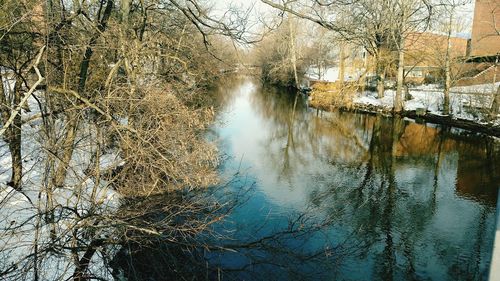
[206,76,500,281]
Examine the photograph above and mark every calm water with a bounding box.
[206,76,500,281]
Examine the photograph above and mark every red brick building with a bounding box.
[470,0,500,58]
[404,32,469,83]
[457,0,500,86]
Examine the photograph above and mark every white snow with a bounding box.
[404,99,427,111]
[353,82,499,123]
[0,71,119,280]
[306,66,365,83]
[353,90,396,110]
[355,95,382,107]
[451,82,500,94]
[306,66,340,82]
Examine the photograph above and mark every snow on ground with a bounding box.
[306,67,340,82]
[306,66,365,83]
[404,98,427,111]
[0,129,120,280]
[407,90,442,113]
[451,82,500,94]
[354,90,400,110]
[355,95,382,107]
[353,82,499,123]
[0,72,120,280]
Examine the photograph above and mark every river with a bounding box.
[204,76,500,281]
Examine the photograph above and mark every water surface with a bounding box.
[207,76,499,281]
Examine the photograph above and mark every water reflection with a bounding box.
[209,76,499,281]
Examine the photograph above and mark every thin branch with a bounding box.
[0,45,45,138]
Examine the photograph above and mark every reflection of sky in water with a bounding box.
[209,77,499,281]
[216,80,316,208]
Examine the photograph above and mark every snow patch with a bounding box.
[352,82,499,125]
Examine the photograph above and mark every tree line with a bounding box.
[255,0,499,118]
[0,0,246,279]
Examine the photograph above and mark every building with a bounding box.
[458,0,500,86]
[404,32,469,83]
[470,0,500,59]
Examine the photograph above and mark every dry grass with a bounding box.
[309,82,359,110]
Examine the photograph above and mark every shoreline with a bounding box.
[311,102,500,138]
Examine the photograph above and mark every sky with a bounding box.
[455,1,476,38]
[212,0,476,38]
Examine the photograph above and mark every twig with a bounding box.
[0,46,45,137]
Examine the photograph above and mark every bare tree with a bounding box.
[0,0,247,280]
[435,0,472,115]
[0,0,43,190]
[389,0,433,112]
[261,0,432,111]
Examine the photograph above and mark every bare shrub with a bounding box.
[309,82,359,110]
[111,85,219,196]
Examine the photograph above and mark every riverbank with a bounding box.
[344,103,500,137]
[309,83,500,137]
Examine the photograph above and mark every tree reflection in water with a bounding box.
[114,77,499,281]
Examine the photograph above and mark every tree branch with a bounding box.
[0,46,45,138]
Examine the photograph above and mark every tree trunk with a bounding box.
[73,239,104,281]
[395,45,405,113]
[0,74,23,190]
[489,58,498,120]
[77,0,113,94]
[376,52,385,98]
[0,73,11,135]
[56,0,113,187]
[490,85,500,119]
[8,76,23,189]
[54,114,78,187]
[121,0,131,22]
[288,16,299,89]
[443,12,454,115]
[338,43,346,86]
